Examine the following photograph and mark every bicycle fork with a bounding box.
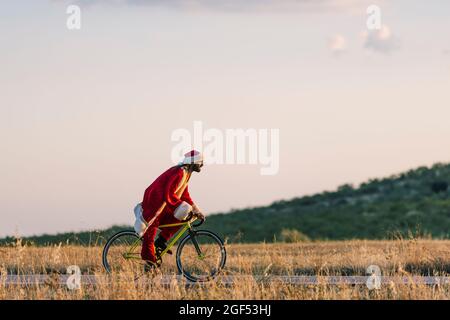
[188,229,205,260]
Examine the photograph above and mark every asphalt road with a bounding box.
[2,274,450,287]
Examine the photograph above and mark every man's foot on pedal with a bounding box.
[155,236,172,255]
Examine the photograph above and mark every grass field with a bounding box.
[1,238,450,299]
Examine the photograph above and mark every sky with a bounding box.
[0,0,449,237]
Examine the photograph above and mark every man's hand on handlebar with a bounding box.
[191,204,205,221]
[192,210,205,221]
[184,210,205,222]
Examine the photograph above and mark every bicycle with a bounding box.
[102,215,226,282]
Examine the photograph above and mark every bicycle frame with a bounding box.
[124,218,198,261]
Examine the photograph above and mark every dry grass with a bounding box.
[1,239,450,299]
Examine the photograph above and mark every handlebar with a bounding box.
[192,217,205,227]
[185,213,205,227]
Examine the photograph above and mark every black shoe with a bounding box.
[155,236,172,256]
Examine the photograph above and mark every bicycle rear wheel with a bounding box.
[102,230,144,273]
[176,230,226,282]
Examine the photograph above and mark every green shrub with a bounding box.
[279,229,310,243]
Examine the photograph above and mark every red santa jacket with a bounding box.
[141,165,194,222]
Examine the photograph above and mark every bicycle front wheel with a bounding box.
[176,230,226,282]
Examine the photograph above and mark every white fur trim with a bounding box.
[133,203,147,237]
[134,203,143,219]
[182,151,203,165]
[174,201,192,220]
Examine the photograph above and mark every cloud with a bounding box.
[361,25,400,54]
[329,34,347,56]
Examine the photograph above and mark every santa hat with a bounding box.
[182,150,203,165]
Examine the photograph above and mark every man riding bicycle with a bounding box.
[133,150,205,271]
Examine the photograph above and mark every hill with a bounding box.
[1,163,449,245]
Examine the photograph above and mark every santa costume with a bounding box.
[136,150,203,263]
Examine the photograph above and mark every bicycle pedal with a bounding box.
[156,248,172,255]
